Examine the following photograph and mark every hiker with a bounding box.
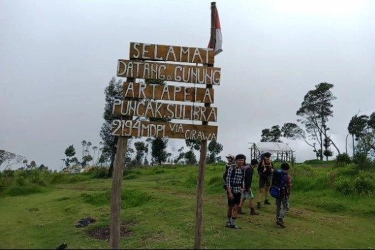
[238,159,260,215]
[257,152,274,208]
[225,154,235,171]
[222,154,235,186]
[225,154,246,229]
[274,162,292,228]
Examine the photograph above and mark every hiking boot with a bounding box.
[238,207,245,214]
[264,199,271,205]
[250,209,259,215]
[276,218,285,228]
[230,225,241,229]
[257,202,261,209]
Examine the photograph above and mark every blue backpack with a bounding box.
[269,169,287,198]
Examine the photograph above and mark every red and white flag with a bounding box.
[208,6,223,55]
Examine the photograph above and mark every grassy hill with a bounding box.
[0,162,374,249]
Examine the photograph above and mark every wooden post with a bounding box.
[194,139,207,249]
[109,136,128,249]
[194,3,216,249]
[110,77,134,249]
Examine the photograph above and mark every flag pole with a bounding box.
[210,2,216,51]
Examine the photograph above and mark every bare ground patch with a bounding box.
[87,220,135,240]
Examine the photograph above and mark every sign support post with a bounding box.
[109,136,128,249]
[194,3,216,249]
[109,78,134,249]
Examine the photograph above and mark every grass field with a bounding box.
[0,163,374,249]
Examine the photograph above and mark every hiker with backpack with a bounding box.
[222,154,235,190]
[238,159,260,215]
[257,152,274,208]
[269,162,292,228]
[225,154,246,229]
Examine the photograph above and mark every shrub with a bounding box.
[336,153,351,166]
[335,177,354,196]
[353,175,374,196]
[353,153,374,170]
[16,176,26,187]
[91,167,109,179]
[4,184,43,196]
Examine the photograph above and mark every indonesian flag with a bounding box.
[208,6,223,56]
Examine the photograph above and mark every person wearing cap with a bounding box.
[257,152,274,208]
[225,154,246,229]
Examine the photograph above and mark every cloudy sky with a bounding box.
[1,0,375,170]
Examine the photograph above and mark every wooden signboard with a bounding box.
[123,82,214,104]
[111,119,217,140]
[117,60,221,85]
[129,42,215,64]
[113,99,217,122]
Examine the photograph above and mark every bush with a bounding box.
[353,175,374,196]
[336,153,351,166]
[353,153,374,169]
[334,171,374,197]
[91,167,109,179]
[335,177,354,196]
[4,184,43,196]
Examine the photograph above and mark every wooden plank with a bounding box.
[123,82,214,104]
[117,60,221,85]
[112,100,217,122]
[129,42,215,64]
[111,120,217,140]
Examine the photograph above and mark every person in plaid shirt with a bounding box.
[225,154,245,229]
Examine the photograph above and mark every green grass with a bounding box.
[0,164,374,249]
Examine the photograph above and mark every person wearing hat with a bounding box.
[222,154,235,182]
[222,154,236,227]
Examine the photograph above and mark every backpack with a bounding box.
[269,169,287,198]
[222,166,243,190]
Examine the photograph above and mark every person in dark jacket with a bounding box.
[275,162,292,228]
[257,152,274,208]
[238,159,260,215]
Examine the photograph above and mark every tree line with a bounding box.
[260,82,375,162]
[62,77,223,175]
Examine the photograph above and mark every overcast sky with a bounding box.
[1,0,375,170]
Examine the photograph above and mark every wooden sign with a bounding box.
[113,99,217,122]
[129,42,215,64]
[111,119,218,140]
[123,82,214,103]
[117,60,221,85]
